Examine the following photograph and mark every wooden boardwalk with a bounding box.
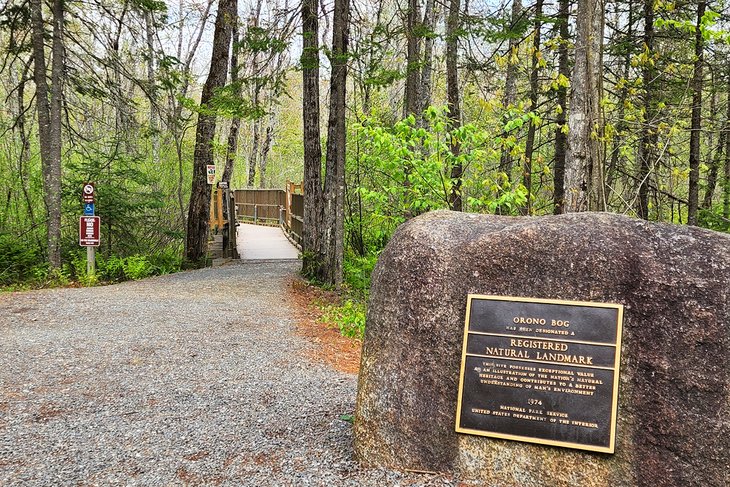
[237,222,300,260]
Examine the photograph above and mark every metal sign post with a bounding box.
[87,246,95,277]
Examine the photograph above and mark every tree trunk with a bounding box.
[259,48,287,188]
[606,0,632,208]
[16,59,36,228]
[175,0,215,231]
[30,0,64,269]
[703,134,723,210]
[522,0,543,215]
[446,0,462,211]
[403,0,423,218]
[112,5,131,157]
[248,119,260,186]
[553,0,568,214]
[403,0,421,118]
[703,82,720,210]
[687,0,706,226]
[419,0,436,119]
[320,0,349,286]
[301,0,324,277]
[145,9,160,165]
[637,0,656,219]
[223,20,241,185]
[259,122,274,188]
[564,0,605,212]
[185,0,237,265]
[246,2,264,187]
[500,0,522,176]
[587,0,606,211]
[223,119,240,184]
[725,64,730,220]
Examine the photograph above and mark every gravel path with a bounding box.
[0,261,460,486]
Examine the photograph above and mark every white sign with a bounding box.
[82,182,95,203]
[206,165,216,185]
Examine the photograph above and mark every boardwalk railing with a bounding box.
[234,188,285,224]
[285,181,303,246]
[233,180,303,247]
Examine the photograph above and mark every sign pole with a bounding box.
[87,245,95,277]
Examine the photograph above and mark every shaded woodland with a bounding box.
[1,0,729,290]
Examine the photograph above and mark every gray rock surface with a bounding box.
[355,211,730,487]
[0,261,466,486]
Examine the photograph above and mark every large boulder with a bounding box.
[354,211,730,486]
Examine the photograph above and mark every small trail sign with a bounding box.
[207,165,216,185]
[79,216,101,247]
[82,183,95,203]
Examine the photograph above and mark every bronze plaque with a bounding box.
[455,295,623,453]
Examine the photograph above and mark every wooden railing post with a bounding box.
[229,192,238,258]
[286,180,292,229]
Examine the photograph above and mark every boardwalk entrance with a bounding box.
[210,182,303,261]
[237,222,299,260]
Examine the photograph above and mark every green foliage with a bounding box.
[69,253,100,286]
[62,148,181,258]
[63,250,180,285]
[240,26,288,55]
[0,234,42,285]
[320,253,379,339]
[321,299,367,340]
[147,248,184,275]
[698,209,730,233]
[122,255,154,280]
[655,8,723,41]
[339,413,355,424]
[343,253,378,297]
[130,0,167,13]
[99,255,127,282]
[347,106,527,256]
[467,173,528,214]
[364,68,402,87]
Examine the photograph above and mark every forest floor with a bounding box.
[0,260,468,486]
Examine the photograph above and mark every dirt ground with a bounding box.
[288,278,362,375]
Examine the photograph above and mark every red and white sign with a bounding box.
[82,183,95,203]
[79,216,100,247]
[206,165,216,185]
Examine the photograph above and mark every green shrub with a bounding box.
[147,249,182,275]
[0,234,42,285]
[698,208,730,233]
[322,299,367,340]
[69,252,97,286]
[343,253,378,296]
[123,255,154,280]
[98,255,126,282]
